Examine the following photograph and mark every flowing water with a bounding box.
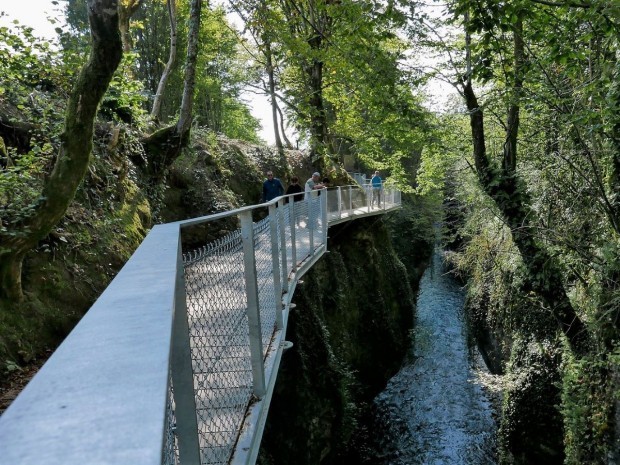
[363,249,498,464]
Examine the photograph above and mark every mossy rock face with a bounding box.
[499,337,564,465]
[0,127,152,377]
[387,192,436,292]
[258,218,419,465]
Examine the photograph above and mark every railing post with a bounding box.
[337,187,342,219]
[240,211,267,398]
[171,240,201,465]
[348,185,353,214]
[269,203,284,331]
[278,199,288,291]
[289,200,297,270]
[308,195,315,251]
[321,189,328,242]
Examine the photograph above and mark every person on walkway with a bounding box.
[305,172,324,229]
[304,172,324,199]
[371,170,382,207]
[285,176,304,202]
[263,170,284,202]
[285,176,304,226]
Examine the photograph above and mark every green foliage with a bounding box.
[414,113,470,196]
[132,1,260,139]
[0,21,70,236]
[0,149,50,237]
[562,349,618,464]
[101,53,148,125]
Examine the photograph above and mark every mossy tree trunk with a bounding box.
[461,15,590,355]
[0,0,123,302]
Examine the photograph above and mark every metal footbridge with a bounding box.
[0,183,401,465]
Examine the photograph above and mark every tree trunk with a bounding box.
[0,0,123,302]
[308,57,327,160]
[118,0,143,53]
[461,17,590,355]
[151,0,177,121]
[176,0,202,136]
[265,43,284,154]
[277,104,294,149]
[141,0,201,180]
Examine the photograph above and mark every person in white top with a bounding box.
[304,172,324,199]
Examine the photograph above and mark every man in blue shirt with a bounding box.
[263,171,285,202]
[371,170,382,207]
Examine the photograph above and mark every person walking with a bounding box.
[286,176,304,226]
[285,176,304,202]
[263,170,284,202]
[371,170,382,207]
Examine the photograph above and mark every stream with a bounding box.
[362,248,498,464]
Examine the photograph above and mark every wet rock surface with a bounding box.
[366,250,498,464]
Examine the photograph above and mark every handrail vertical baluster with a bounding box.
[171,239,201,465]
[321,189,328,243]
[269,203,284,330]
[240,211,266,398]
[348,185,352,215]
[308,195,315,252]
[278,199,288,295]
[337,187,342,219]
[289,199,297,271]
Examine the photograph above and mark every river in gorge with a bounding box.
[356,248,499,464]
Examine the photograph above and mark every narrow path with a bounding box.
[369,249,497,464]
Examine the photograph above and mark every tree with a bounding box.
[278,0,334,160]
[151,0,177,120]
[140,0,202,179]
[119,0,144,52]
[230,0,289,152]
[450,0,601,355]
[0,0,123,302]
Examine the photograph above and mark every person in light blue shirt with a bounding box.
[371,170,382,207]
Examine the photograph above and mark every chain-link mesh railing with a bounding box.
[163,185,400,465]
[164,376,179,465]
[182,228,253,465]
[252,216,278,357]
